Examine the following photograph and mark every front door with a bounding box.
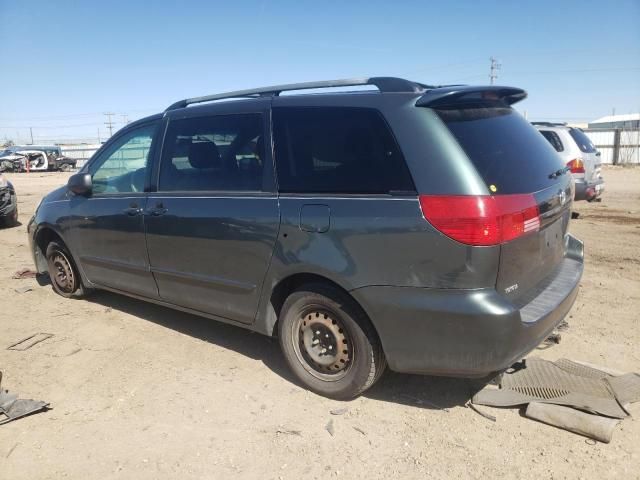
[67,121,159,298]
[145,106,280,324]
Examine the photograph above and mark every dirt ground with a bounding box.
[0,166,638,480]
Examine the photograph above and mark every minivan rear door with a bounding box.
[433,104,573,304]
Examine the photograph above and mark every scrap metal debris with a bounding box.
[275,428,302,437]
[353,426,366,435]
[330,407,348,416]
[467,401,496,422]
[544,332,562,344]
[7,333,54,351]
[0,372,49,425]
[472,358,640,442]
[325,419,335,436]
[12,268,38,279]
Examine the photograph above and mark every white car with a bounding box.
[533,122,604,201]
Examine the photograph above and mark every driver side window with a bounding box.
[91,124,156,194]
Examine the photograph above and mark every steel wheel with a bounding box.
[45,240,89,298]
[50,250,76,294]
[292,307,354,381]
[279,284,386,399]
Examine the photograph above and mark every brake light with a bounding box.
[419,194,540,246]
[566,158,585,174]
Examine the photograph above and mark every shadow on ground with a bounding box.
[85,290,483,411]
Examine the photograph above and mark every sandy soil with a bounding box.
[0,167,638,480]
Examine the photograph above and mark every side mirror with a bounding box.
[67,172,92,196]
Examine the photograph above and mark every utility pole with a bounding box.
[121,114,129,125]
[104,112,115,137]
[489,56,501,85]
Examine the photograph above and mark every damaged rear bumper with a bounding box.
[351,235,584,377]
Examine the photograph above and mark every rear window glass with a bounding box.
[435,107,565,194]
[273,107,414,194]
[568,128,596,153]
[539,130,564,152]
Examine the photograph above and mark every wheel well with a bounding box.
[34,228,64,272]
[268,273,381,346]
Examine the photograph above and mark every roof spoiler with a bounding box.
[416,85,527,108]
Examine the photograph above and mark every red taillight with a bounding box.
[419,194,540,246]
[566,158,585,174]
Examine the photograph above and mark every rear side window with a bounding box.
[273,107,414,194]
[435,107,565,194]
[539,130,564,152]
[568,128,596,153]
[159,114,265,192]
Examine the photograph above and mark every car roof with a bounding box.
[161,77,527,118]
[532,123,572,132]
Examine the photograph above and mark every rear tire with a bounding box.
[278,284,386,399]
[45,241,89,298]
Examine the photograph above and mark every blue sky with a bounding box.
[1,0,639,143]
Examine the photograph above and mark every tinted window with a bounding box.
[539,130,564,152]
[273,107,414,194]
[568,128,596,153]
[436,107,565,194]
[90,124,155,194]
[159,114,264,192]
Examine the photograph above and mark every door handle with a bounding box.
[123,207,143,216]
[148,207,168,216]
[147,202,168,216]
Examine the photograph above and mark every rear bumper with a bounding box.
[351,234,584,377]
[575,178,604,201]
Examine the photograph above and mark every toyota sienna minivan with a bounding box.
[28,77,584,399]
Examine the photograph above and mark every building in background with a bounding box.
[588,113,640,129]
[584,113,640,165]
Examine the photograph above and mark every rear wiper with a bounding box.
[548,166,570,179]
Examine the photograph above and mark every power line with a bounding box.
[0,122,104,129]
[103,112,115,137]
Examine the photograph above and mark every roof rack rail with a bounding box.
[165,77,433,111]
[531,121,568,127]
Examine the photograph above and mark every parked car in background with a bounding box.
[0,145,77,172]
[0,173,18,227]
[533,122,604,201]
[28,77,584,399]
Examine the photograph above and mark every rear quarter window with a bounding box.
[568,128,596,153]
[539,130,564,152]
[435,107,566,194]
[272,107,415,194]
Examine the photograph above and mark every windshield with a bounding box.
[435,106,566,194]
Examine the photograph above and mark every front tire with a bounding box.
[278,284,386,399]
[45,241,89,298]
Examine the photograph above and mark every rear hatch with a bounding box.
[429,102,573,304]
[568,127,601,183]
